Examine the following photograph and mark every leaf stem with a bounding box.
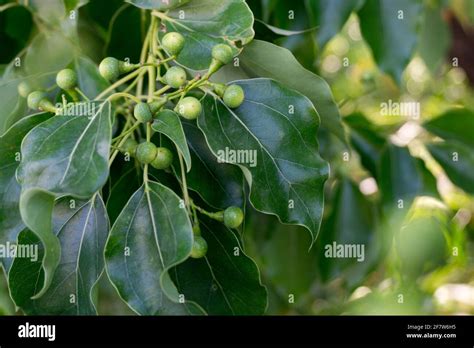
[95,68,145,100]
[178,151,191,215]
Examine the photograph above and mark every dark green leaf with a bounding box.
[172,217,267,315]
[423,108,474,148]
[74,56,110,99]
[126,0,189,10]
[378,144,438,208]
[9,194,108,314]
[317,178,379,287]
[152,109,191,172]
[309,0,364,48]
[358,0,422,83]
[105,181,203,315]
[239,40,346,142]
[159,0,254,70]
[427,142,474,195]
[418,4,450,73]
[0,112,52,271]
[198,78,329,243]
[182,120,243,210]
[16,101,111,297]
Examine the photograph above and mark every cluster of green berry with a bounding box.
[16,30,247,260]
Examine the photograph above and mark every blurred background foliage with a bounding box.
[0,0,473,315]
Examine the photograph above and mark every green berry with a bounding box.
[56,69,77,90]
[190,235,208,258]
[135,142,157,164]
[133,102,153,123]
[18,81,33,98]
[99,57,120,81]
[223,84,244,108]
[223,206,244,229]
[176,97,202,120]
[150,147,173,170]
[162,32,185,56]
[212,44,233,65]
[120,138,138,156]
[27,91,47,109]
[165,66,187,89]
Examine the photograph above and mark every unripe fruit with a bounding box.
[135,142,157,164]
[212,44,233,64]
[56,69,77,90]
[162,32,185,56]
[99,57,120,81]
[192,224,201,236]
[223,206,244,229]
[120,138,138,156]
[18,81,33,98]
[27,91,47,109]
[133,102,153,123]
[176,97,202,120]
[150,147,173,170]
[190,235,208,258]
[149,98,167,115]
[223,84,244,108]
[165,66,187,89]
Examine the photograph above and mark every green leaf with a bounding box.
[198,78,329,243]
[309,0,364,48]
[27,0,67,27]
[16,102,111,297]
[378,144,438,208]
[126,0,190,10]
[317,178,379,287]
[182,121,243,210]
[105,181,203,315]
[0,67,28,134]
[158,0,254,70]
[74,56,110,99]
[344,112,386,178]
[358,0,422,83]
[17,101,112,198]
[152,109,191,172]
[427,142,474,195]
[0,112,52,271]
[9,194,109,314]
[417,4,450,73]
[172,217,267,315]
[423,108,474,148]
[239,40,346,142]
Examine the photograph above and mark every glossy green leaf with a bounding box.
[105,181,203,315]
[239,40,346,142]
[0,113,52,271]
[172,217,267,315]
[152,109,191,172]
[423,108,474,148]
[0,67,28,134]
[16,101,111,297]
[17,101,112,197]
[358,0,422,83]
[182,121,243,210]
[198,78,329,243]
[9,195,109,314]
[427,142,474,195]
[126,0,189,10]
[317,178,379,287]
[74,56,110,99]
[159,0,254,70]
[378,144,438,208]
[309,0,364,48]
